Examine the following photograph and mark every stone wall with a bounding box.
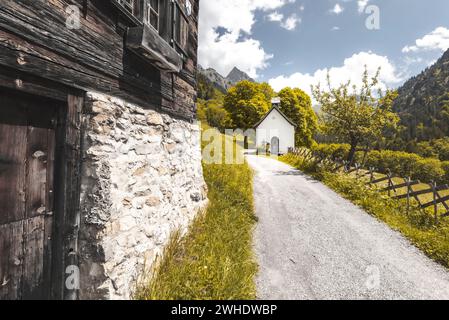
[78,92,207,300]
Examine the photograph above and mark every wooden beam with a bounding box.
[383,180,420,192]
[394,184,449,200]
[441,211,449,218]
[127,25,183,73]
[371,176,390,184]
[62,94,84,301]
[421,194,449,209]
[0,65,79,101]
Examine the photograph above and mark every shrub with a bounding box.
[311,143,350,160]
[415,158,445,183]
[306,143,449,184]
[360,150,446,184]
[416,138,449,161]
[443,161,449,185]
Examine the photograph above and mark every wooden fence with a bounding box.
[289,148,449,223]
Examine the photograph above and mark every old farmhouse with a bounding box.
[0,0,207,300]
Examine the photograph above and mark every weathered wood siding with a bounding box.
[0,0,200,120]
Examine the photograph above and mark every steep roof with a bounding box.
[253,105,297,128]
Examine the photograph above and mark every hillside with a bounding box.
[393,49,449,141]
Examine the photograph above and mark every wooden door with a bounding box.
[0,90,57,300]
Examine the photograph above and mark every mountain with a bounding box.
[226,67,255,84]
[198,65,233,93]
[393,49,449,141]
[197,65,255,98]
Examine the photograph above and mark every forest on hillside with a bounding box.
[392,48,449,156]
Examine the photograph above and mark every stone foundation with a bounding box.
[78,92,207,300]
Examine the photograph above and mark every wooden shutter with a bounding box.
[174,1,188,55]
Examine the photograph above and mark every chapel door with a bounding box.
[271,136,280,155]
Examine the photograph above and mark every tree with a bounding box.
[293,88,318,146]
[205,103,232,132]
[197,97,232,132]
[223,81,273,130]
[278,87,318,147]
[312,67,399,165]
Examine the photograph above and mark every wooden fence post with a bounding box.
[369,167,375,184]
[387,169,393,197]
[406,177,411,215]
[432,181,439,224]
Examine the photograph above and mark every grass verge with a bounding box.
[135,128,257,300]
[280,153,449,269]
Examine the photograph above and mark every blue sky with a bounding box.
[198,0,449,94]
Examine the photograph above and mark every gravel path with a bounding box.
[246,155,449,300]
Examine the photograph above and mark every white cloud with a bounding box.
[267,9,301,31]
[281,14,301,31]
[403,56,423,66]
[331,4,344,15]
[427,59,438,67]
[267,11,284,22]
[357,0,369,13]
[269,51,402,98]
[332,26,341,31]
[199,0,296,78]
[402,27,449,53]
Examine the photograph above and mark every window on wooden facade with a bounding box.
[145,0,159,31]
[117,0,192,72]
[114,0,189,51]
[117,0,135,14]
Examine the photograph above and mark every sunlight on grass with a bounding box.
[348,171,448,212]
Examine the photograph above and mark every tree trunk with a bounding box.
[347,143,358,168]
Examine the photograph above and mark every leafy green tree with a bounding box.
[293,88,318,145]
[278,87,318,147]
[223,81,272,130]
[416,137,449,161]
[259,82,276,102]
[205,103,232,132]
[312,68,399,165]
[197,97,232,132]
[197,98,207,122]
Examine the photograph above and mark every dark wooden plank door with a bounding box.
[0,90,57,300]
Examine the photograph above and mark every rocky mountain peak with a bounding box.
[198,65,255,94]
[226,67,255,83]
